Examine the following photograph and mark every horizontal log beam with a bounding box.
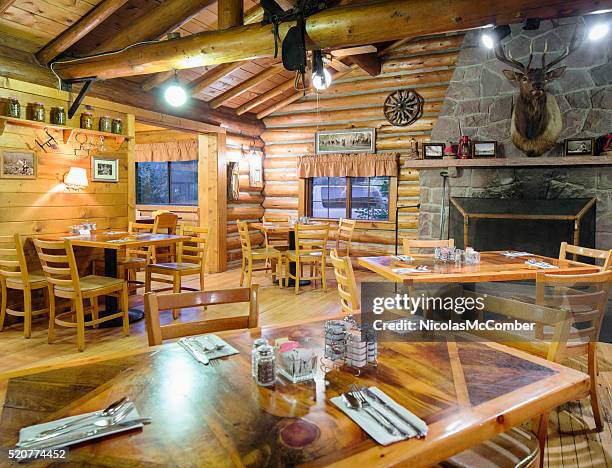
[54,0,607,81]
[36,0,129,65]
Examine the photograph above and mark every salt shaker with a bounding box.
[256,345,276,387]
[251,338,268,377]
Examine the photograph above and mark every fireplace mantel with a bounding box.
[404,156,612,169]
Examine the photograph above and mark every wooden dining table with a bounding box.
[358,251,601,284]
[42,230,189,325]
[0,318,589,467]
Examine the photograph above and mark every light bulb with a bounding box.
[312,69,332,91]
[164,83,187,107]
[481,33,494,49]
[588,23,609,41]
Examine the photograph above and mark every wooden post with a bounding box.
[126,114,136,224]
[198,134,227,273]
[218,0,243,29]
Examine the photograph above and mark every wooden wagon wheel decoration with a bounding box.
[384,89,424,126]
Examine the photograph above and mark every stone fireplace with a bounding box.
[418,17,612,252]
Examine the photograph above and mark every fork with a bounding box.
[349,385,409,437]
[187,337,220,366]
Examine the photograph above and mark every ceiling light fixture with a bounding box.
[164,71,188,107]
[588,22,610,40]
[481,25,511,49]
[311,50,332,91]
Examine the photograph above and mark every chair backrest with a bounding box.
[536,270,612,349]
[0,234,29,284]
[178,225,209,266]
[154,212,179,234]
[144,285,259,346]
[403,238,454,256]
[336,218,357,256]
[262,215,289,244]
[330,249,359,314]
[559,242,612,270]
[237,220,252,255]
[33,239,80,293]
[295,223,330,256]
[126,221,156,263]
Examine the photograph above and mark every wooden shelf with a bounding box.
[0,116,130,145]
[403,156,612,169]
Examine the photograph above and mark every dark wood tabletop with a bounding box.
[40,231,190,250]
[358,251,600,284]
[0,318,589,467]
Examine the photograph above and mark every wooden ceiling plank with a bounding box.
[89,0,216,54]
[0,0,16,14]
[331,45,377,57]
[54,0,605,81]
[188,62,245,96]
[36,0,130,65]
[235,76,297,115]
[209,63,283,108]
[348,52,381,76]
[141,70,176,92]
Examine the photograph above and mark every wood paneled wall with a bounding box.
[226,133,265,267]
[261,34,462,255]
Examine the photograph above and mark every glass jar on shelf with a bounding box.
[6,97,21,118]
[99,116,112,133]
[80,112,94,130]
[51,106,66,125]
[30,102,45,122]
[111,118,123,135]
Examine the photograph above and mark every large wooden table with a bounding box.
[358,251,600,284]
[42,231,189,324]
[0,318,589,467]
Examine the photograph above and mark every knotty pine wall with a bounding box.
[261,34,463,255]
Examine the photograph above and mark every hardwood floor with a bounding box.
[0,267,610,467]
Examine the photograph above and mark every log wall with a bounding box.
[261,34,463,255]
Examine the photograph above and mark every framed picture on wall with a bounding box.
[248,152,263,188]
[92,157,119,182]
[0,148,37,179]
[315,128,375,154]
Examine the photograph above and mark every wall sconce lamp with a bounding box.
[64,167,89,191]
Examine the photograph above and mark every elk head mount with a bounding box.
[495,28,581,157]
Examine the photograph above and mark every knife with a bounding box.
[16,418,151,454]
[361,387,427,438]
[179,339,209,365]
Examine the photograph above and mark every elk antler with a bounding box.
[543,25,582,70]
[494,40,526,72]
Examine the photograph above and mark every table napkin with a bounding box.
[181,334,239,361]
[525,259,559,269]
[18,407,143,451]
[392,267,430,274]
[331,386,427,445]
[501,251,535,257]
[392,255,414,262]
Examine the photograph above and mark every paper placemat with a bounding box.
[392,267,430,274]
[331,386,427,445]
[190,334,239,360]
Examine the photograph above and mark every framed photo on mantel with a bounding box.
[315,128,375,154]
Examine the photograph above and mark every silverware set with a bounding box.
[342,384,426,439]
[16,397,151,450]
[180,336,226,366]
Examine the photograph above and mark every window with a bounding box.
[136,161,198,205]
[308,176,390,221]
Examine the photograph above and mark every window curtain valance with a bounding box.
[135,140,198,163]
[297,153,399,178]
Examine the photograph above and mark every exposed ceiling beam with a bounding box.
[328,58,352,72]
[36,0,129,65]
[0,0,15,15]
[331,45,377,57]
[256,65,358,119]
[141,70,176,92]
[90,0,215,54]
[218,0,243,29]
[235,77,296,115]
[188,62,244,96]
[53,0,607,81]
[348,52,381,76]
[209,63,283,108]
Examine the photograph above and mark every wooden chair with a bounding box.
[330,249,359,314]
[33,238,129,352]
[152,212,179,263]
[237,221,283,287]
[146,225,209,319]
[285,223,330,295]
[403,238,454,256]
[0,234,48,338]
[334,218,357,256]
[144,285,259,346]
[558,242,612,269]
[262,215,290,250]
[92,221,157,289]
